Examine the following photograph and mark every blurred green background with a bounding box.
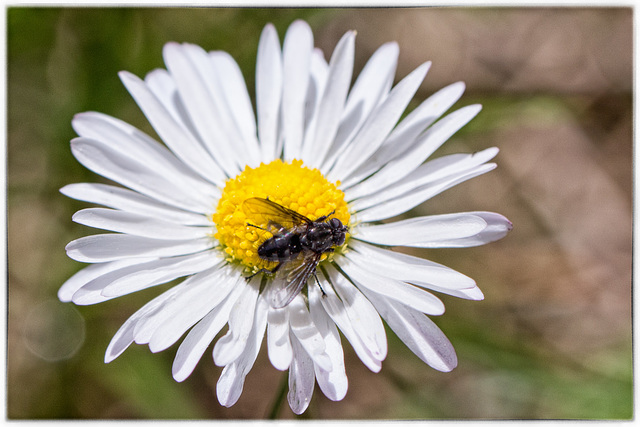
[7,7,633,419]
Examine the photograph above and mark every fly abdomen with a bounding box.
[258,233,302,262]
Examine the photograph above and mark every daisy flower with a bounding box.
[59,20,512,415]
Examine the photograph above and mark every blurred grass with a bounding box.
[7,7,633,420]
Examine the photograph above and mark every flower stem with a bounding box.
[267,372,288,419]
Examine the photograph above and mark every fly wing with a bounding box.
[268,251,321,309]
[243,197,311,231]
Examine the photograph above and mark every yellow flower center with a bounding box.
[212,159,350,272]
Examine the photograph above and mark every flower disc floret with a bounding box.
[212,159,350,271]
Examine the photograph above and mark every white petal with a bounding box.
[282,20,313,161]
[427,283,485,301]
[385,81,468,155]
[344,104,482,199]
[104,281,186,363]
[355,163,497,222]
[256,23,283,162]
[145,67,228,168]
[118,71,226,186]
[58,257,154,302]
[344,42,398,118]
[143,68,188,127]
[354,213,488,248]
[132,265,238,346]
[323,264,387,369]
[65,234,214,263]
[209,51,261,166]
[72,252,221,304]
[445,211,513,247]
[148,266,243,353]
[348,240,476,291]
[287,334,315,415]
[338,257,445,316]
[216,295,268,407]
[72,208,211,240]
[70,137,215,214]
[163,43,245,178]
[182,44,253,164]
[308,285,348,401]
[362,289,458,372]
[72,111,219,199]
[267,306,292,371]
[358,211,511,249]
[351,147,498,211]
[320,42,399,173]
[61,183,212,226]
[216,362,245,407]
[327,62,431,181]
[341,82,467,189]
[288,296,332,372]
[301,31,355,168]
[213,280,260,366]
[315,272,380,372]
[172,285,243,382]
[302,49,329,139]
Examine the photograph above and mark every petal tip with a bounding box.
[117,70,136,82]
[289,19,312,33]
[172,367,189,383]
[57,289,72,303]
[261,22,278,39]
[104,349,119,364]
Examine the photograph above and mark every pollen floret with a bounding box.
[212,159,350,270]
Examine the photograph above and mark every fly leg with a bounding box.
[312,270,327,299]
[315,210,336,222]
[247,221,286,234]
[245,262,281,281]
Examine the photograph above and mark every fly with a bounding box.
[243,197,348,309]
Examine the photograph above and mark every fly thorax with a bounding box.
[300,224,331,253]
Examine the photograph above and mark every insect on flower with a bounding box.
[243,197,348,308]
[59,18,513,414]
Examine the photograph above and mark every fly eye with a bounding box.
[329,218,341,228]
